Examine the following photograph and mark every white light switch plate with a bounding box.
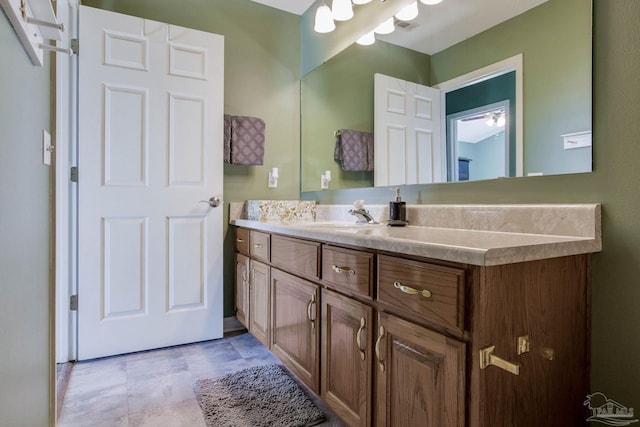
[43,129,52,166]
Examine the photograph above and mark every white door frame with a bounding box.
[55,0,79,363]
[433,54,524,177]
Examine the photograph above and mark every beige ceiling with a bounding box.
[249,0,315,16]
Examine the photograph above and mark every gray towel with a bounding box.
[334,129,374,172]
[223,114,265,165]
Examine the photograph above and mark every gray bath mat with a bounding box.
[194,364,326,427]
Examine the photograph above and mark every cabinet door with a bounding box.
[249,260,270,347]
[321,289,373,427]
[375,312,465,427]
[270,268,320,393]
[235,253,250,328]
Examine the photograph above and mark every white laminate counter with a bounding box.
[231,203,601,266]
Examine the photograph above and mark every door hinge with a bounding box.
[70,166,78,182]
[70,294,78,311]
[71,38,79,55]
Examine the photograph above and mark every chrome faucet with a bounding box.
[349,200,378,224]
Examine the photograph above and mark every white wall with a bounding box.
[0,11,52,427]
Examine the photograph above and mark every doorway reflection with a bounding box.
[447,101,509,181]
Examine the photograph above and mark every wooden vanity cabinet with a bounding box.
[466,255,590,427]
[322,245,374,300]
[270,268,320,393]
[234,253,250,328]
[377,255,465,336]
[374,312,465,427]
[235,227,250,255]
[233,226,591,427]
[249,260,270,347]
[249,230,270,262]
[375,255,466,427]
[321,288,373,427]
[271,235,321,280]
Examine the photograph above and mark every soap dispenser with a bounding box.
[388,188,408,226]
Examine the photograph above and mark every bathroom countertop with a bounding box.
[231,218,601,266]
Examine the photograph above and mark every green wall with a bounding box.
[431,0,592,176]
[0,11,52,427]
[83,0,302,317]
[304,0,640,412]
[301,41,430,192]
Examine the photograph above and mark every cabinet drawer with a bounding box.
[271,235,320,280]
[235,227,250,255]
[250,231,270,262]
[377,255,465,333]
[322,246,374,299]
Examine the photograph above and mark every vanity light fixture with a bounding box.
[315,0,445,35]
[356,30,376,45]
[395,1,419,21]
[314,1,336,33]
[332,0,354,21]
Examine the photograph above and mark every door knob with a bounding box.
[200,197,220,208]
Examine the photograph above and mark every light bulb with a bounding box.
[497,116,506,127]
[395,1,419,21]
[356,31,375,45]
[332,0,354,21]
[314,3,335,33]
[486,118,495,127]
[374,17,395,35]
[420,0,443,5]
[352,0,372,4]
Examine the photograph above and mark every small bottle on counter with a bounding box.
[388,188,408,226]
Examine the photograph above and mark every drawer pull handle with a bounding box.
[375,326,386,372]
[393,281,432,298]
[332,265,355,275]
[253,243,264,249]
[356,317,366,361]
[307,294,317,331]
[236,238,245,243]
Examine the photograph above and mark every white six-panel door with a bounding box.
[374,73,444,186]
[77,6,224,360]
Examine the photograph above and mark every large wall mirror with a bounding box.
[301,0,592,192]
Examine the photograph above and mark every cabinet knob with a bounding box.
[254,243,264,249]
[393,281,432,298]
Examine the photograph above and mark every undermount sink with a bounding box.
[293,221,384,228]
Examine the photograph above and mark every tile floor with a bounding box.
[57,332,345,427]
